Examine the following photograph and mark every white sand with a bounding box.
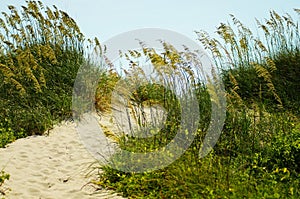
[0,121,125,199]
[0,102,166,199]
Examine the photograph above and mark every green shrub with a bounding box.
[0,118,24,148]
[267,121,300,173]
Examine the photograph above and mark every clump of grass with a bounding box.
[0,0,86,144]
[95,70,120,112]
[198,9,300,112]
[94,9,300,198]
[93,42,209,174]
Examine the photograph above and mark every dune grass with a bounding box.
[0,1,88,194]
[0,1,299,198]
[0,0,86,141]
[94,10,300,198]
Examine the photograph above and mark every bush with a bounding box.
[0,118,24,148]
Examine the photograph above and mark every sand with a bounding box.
[0,120,125,199]
[0,100,166,199]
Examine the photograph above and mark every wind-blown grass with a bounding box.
[95,10,300,198]
[0,0,85,140]
[0,1,298,198]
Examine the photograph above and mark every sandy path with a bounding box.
[0,121,125,199]
[0,101,165,198]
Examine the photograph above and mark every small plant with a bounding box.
[0,169,10,196]
[0,117,24,148]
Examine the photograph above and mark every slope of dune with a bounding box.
[0,120,124,199]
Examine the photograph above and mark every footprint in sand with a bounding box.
[0,121,125,199]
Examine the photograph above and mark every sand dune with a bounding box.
[0,100,166,199]
[0,121,125,199]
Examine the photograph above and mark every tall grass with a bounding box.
[0,1,298,198]
[93,43,213,173]
[198,10,300,111]
[0,2,105,194]
[95,10,300,198]
[0,0,85,140]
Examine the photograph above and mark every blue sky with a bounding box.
[0,0,299,43]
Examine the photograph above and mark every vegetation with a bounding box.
[0,1,299,198]
[0,0,94,193]
[0,0,86,140]
[94,10,300,198]
[0,169,9,196]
